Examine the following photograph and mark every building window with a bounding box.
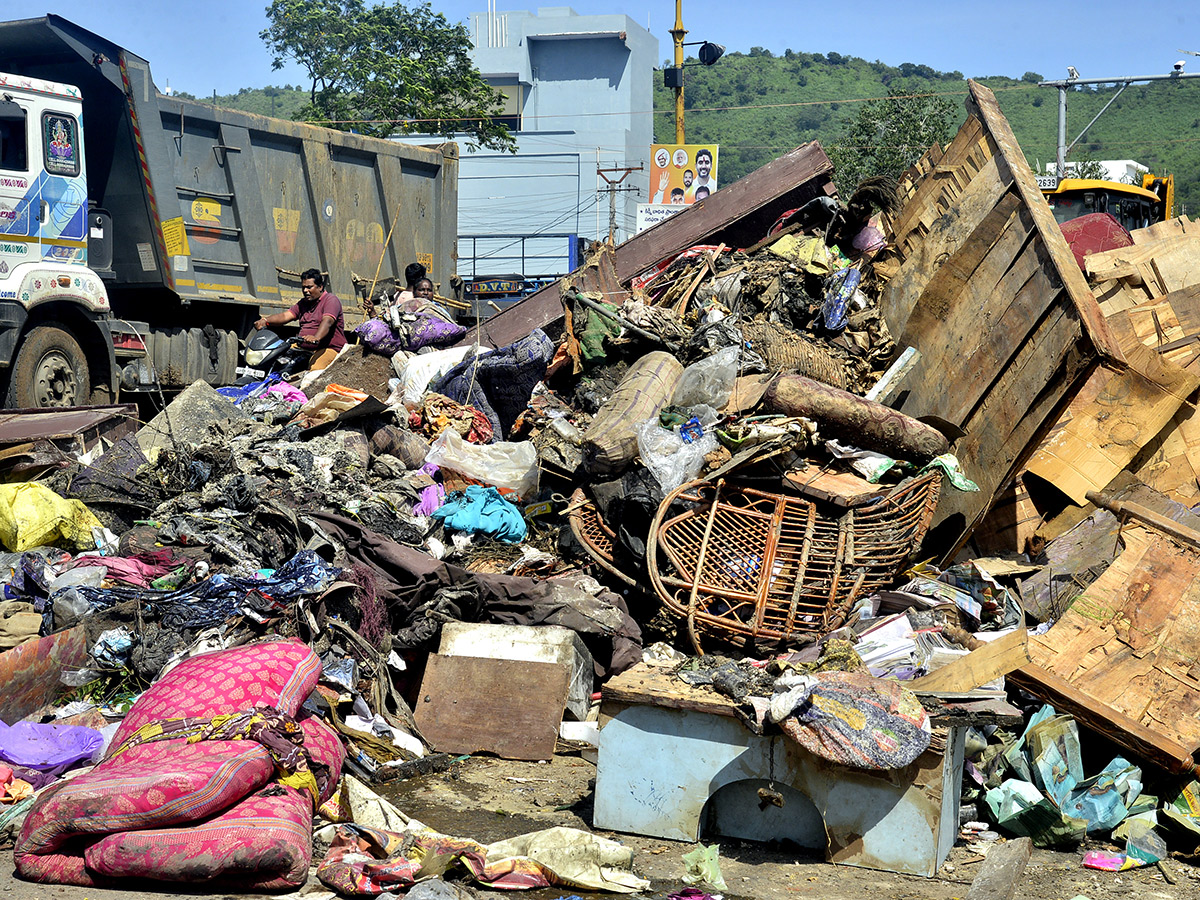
[492,84,522,131]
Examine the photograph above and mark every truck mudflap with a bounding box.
[118,325,238,391]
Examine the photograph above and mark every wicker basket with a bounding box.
[567,488,639,588]
[647,472,941,652]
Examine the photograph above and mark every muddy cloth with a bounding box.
[61,433,160,515]
[68,550,341,630]
[318,822,647,896]
[306,512,641,676]
[433,329,554,440]
[776,671,931,770]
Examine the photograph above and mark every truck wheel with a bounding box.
[6,325,92,409]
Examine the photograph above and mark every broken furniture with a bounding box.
[646,474,940,652]
[878,81,1123,560]
[413,654,573,761]
[593,661,1021,877]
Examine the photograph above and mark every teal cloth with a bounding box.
[431,485,527,543]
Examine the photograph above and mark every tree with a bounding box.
[1065,150,1107,180]
[260,0,514,151]
[1022,71,1044,83]
[827,88,956,191]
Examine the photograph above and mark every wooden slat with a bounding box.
[966,81,1124,364]
[910,628,1030,693]
[880,155,1012,334]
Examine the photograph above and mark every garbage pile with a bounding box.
[1,79,1199,897]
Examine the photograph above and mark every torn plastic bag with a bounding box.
[635,416,717,493]
[673,345,740,410]
[0,484,103,552]
[0,720,102,773]
[424,429,538,500]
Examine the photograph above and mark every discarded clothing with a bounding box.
[434,329,555,440]
[317,822,648,895]
[777,671,931,770]
[432,485,527,543]
[413,393,494,444]
[305,513,642,675]
[68,550,341,631]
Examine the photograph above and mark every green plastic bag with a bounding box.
[681,843,728,891]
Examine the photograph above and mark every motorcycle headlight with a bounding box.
[245,348,271,366]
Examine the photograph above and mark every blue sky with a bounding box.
[35,0,1200,97]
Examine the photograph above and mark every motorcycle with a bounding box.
[234,328,310,386]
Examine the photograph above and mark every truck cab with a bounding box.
[0,72,115,407]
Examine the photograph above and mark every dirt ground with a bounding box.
[3,748,1198,900]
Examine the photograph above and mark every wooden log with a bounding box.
[965,836,1032,900]
[763,373,949,463]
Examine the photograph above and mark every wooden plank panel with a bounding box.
[925,308,1091,555]
[1024,343,1200,504]
[966,81,1123,364]
[1022,524,1200,770]
[880,155,1011,336]
[910,628,1030,693]
[414,655,572,761]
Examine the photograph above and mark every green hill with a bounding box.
[202,52,1199,214]
[653,49,1200,215]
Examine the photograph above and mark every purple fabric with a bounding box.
[413,483,446,517]
[408,314,466,350]
[355,319,406,356]
[0,721,102,771]
[265,382,307,403]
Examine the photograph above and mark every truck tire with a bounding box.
[6,325,92,409]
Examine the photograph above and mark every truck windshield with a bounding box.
[1047,188,1158,231]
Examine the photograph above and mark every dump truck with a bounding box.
[0,14,457,408]
[1037,172,1175,231]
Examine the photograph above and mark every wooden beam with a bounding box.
[1007,663,1197,774]
[910,628,1030,693]
[965,837,1032,900]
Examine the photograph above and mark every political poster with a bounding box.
[650,144,719,207]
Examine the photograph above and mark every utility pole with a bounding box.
[1040,66,1200,183]
[670,0,686,144]
[597,164,643,243]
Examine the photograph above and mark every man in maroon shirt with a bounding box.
[253,268,346,371]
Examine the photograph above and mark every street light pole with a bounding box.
[1041,68,1200,182]
[671,0,686,144]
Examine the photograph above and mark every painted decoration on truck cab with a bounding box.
[42,113,79,177]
